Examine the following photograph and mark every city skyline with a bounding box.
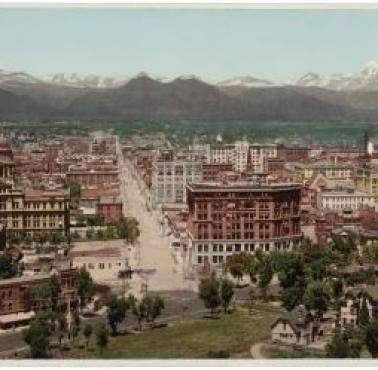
[2,8,378,82]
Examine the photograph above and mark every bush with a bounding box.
[207,350,230,358]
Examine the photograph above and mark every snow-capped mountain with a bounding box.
[0,69,42,85]
[217,75,275,88]
[47,73,129,89]
[296,61,378,90]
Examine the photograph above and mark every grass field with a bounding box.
[67,307,281,359]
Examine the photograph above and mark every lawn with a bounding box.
[67,307,281,359]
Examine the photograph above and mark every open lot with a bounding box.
[66,306,281,359]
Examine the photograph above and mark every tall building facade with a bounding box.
[0,139,69,236]
[185,182,302,267]
[150,159,202,208]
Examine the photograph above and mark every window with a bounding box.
[212,256,218,264]
[226,245,233,252]
[198,256,203,264]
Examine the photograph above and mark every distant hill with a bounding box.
[0,88,53,121]
[2,68,378,122]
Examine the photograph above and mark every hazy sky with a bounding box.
[1,8,378,81]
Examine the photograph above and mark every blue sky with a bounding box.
[1,8,378,81]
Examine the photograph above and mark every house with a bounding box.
[271,305,321,346]
[339,285,378,327]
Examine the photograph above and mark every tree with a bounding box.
[326,330,360,358]
[365,319,378,358]
[303,281,330,316]
[94,322,108,354]
[56,313,67,348]
[83,324,93,348]
[359,296,370,327]
[75,266,94,309]
[220,278,234,313]
[0,252,18,279]
[198,272,221,316]
[281,286,304,311]
[70,310,81,344]
[256,251,273,300]
[143,294,165,328]
[116,217,128,239]
[331,278,343,301]
[23,316,50,358]
[106,294,129,335]
[28,275,61,312]
[129,294,147,331]
[49,232,65,246]
[68,183,80,209]
[225,252,253,283]
[127,218,140,244]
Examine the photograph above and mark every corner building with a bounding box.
[186,182,302,267]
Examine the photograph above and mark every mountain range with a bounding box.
[2,62,378,122]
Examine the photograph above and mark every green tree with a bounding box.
[75,267,94,309]
[331,278,344,301]
[198,272,221,317]
[83,323,93,348]
[365,319,378,358]
[23,316,51,358]
[68,183,80,209]
[0,252,18,279]
[303,281,330,316]
[70,310,81,344]
[116,217,128,239]
[326,330,360,358]
[106,294,129,335]
[225,252,252,283]
[281,286,304,311]
[220,278,234,313]
[127,218,140,244]
[86,228,95,240]
[94,322,108,354]
[28,275,61,311]
[143,294,165,328]
[256,251,273,300]
[359,296,370,327]
[129,294,147,331]
[49,232,65,246]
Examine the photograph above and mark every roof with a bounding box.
[24,188,68,200]
[70,247,121,259]
[187,182,301,193]
[0,273,50,287]
[271,305,315,333]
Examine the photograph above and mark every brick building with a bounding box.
[96,196,123,222]
[0,268,77,329]
[185,182,302,268]
[67,169,119,187]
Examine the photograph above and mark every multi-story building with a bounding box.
[0,139,69,236]
[208,144,235,165]
[317,190,374,212]
[293,162,354,182]
[67,169,119,187]
[249,143,277,173]
[356,165,378,200]
[0,267,78,329]
[185,182,302,268]
[150,158,202,208]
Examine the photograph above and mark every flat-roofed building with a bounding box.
[185,181,302,268]
[151,158,202,208]
[317,190,374,212]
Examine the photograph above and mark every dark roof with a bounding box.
[271,305,314,334]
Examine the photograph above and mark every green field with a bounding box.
[66,307,281,359]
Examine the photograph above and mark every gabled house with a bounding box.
[271,304,321,346]
[339,285,378,327]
